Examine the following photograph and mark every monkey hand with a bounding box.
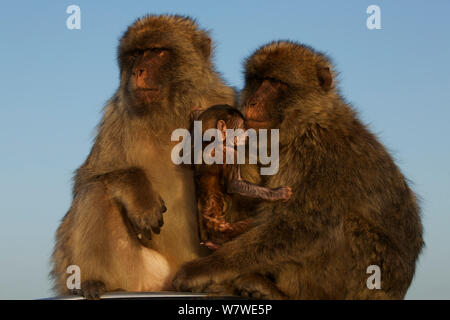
[126,190,167,242]
[274,186,293,202]
[173,256,226,293]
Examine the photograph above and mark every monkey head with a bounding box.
[241,41,337,143]
[117,15,214,116]
[196,105,246,159]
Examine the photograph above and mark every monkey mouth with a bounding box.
[132,88,162,104]
[134,88,161,97]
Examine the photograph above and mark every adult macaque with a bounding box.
[192,105,292,250]
[173,41,423,299]
[50,15,235,299]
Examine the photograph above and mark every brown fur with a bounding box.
[172,41,423,299]
[50,14,235,298]
[193,105,291,250]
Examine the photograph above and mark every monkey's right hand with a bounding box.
[123,190,167,242]
[274,186,293,202]
[104,168,167,242]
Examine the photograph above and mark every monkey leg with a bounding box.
[172,217,335,298]
[196,173,229,245]
[343,216,413,300]
[172,222,284,293]
[52,181,173,299]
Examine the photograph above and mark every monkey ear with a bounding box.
[196,34,212,59]
[317,66,333,91]
[217,120,227,141]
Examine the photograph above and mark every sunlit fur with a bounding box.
[50,15,235,298]
[173,41,423,299]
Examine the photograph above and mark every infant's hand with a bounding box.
[276,186,293,202]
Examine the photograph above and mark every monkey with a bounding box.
[172,41,424,299]
[50,15,235,299]
[191,105,292,250]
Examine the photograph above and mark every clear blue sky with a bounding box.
[0,0,449,299]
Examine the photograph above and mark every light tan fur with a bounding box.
[50,15,235,297]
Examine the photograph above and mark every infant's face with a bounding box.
[234,128,247,146]
[225,117,247,148]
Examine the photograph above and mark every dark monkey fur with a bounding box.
[193,105,292,250]
[50,15,235,298]
[173,41,423,299]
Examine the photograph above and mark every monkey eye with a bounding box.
[266,77,289,89]
[265,77,281,84]
[150,48,170,56]
[150,47,168,52]
[130,49,144,58]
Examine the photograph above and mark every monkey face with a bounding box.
[125,48,171,106]
[117,15,214,116]
[241,41,334,131]
[242,78,287,130]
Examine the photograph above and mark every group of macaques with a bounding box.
[50,14,423,299]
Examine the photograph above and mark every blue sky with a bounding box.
[0,0,449,299]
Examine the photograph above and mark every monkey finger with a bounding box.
[282,187,293,201]
[151,226,161,234]
[142,227,153,240]
[133,221,153,241]
[159,197,167,213]
[148,209,164,231]
[129,218,150,240]
[81,280,106,300]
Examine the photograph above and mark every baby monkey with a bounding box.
[192,105,292,250]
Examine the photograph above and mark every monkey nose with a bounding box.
[132,69,145,77]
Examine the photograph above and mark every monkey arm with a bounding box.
[210,221,300,269]
[226,165,292,201]
[195,170,230,245]
[97,167,166,241]
[227,179,291,201]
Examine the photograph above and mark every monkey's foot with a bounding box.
[203,283,235,296]
[79,280,107,300]
[231,274,287,300]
